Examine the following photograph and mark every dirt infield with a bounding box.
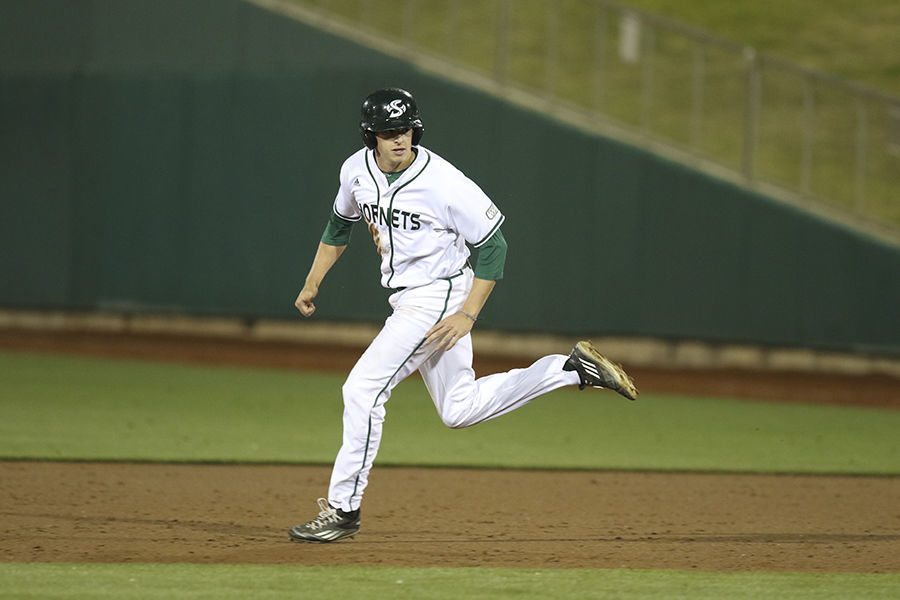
[2,329,899,572]
[2,461,899,572]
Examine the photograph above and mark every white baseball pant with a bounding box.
[327,267,579,511]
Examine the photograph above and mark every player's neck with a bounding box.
[376,148,417,174]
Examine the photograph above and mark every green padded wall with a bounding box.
[1,0,897,353]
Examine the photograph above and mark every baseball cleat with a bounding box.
[563,341,638,400]
[288,498,360,543]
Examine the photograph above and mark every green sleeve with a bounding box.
[473,229,507,281]
[320,211,355,246]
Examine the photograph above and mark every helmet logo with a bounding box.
[387,99,407,118]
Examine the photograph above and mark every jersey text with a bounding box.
[360,203,422,231]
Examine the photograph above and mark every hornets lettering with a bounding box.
[359,203,422,231]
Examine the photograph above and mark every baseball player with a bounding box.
[288,88,637,543]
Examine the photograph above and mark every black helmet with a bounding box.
[359,88,424,149]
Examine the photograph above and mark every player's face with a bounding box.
[374,128,414,172]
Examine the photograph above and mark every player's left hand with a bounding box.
[425,312,474,351]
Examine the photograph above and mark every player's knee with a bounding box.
[439,411,470,430]
[342,376,387,412]
[341,379,366,412]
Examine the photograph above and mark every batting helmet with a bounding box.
[359,88,424,150]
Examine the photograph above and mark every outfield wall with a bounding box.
[1,0,898,354]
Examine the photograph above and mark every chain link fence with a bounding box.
[287,0,900,239]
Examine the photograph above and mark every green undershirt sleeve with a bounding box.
[320,211,355,246]
[473,229,507,281]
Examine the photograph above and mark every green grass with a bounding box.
[2,350,898,474]
[622,0,900,97]
[3,349,899,598]
[1,564,898,600]
[296,0,900,94]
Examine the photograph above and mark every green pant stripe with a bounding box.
[349,276,455,507]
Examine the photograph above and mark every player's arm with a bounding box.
[295,212,354,317]
[456,228,507,320]
[426,230,507,349]
[458,275,496,319]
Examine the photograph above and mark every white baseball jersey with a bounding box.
[332,146,505,289]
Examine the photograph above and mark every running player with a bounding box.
[288,88,637,543]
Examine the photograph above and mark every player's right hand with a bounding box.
[295,285,318,317]
[425,311,474,351]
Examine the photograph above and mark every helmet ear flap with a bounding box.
[361,130,377,150]
[412,127,424,146]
